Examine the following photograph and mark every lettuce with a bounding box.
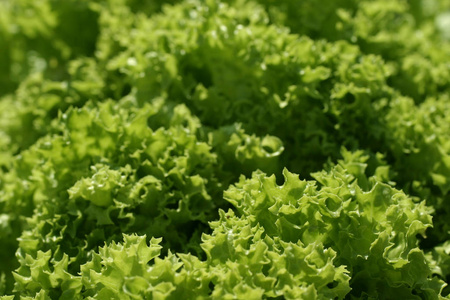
[10,154,444,299]
[1,0,450,298]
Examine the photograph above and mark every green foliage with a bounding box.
[1,0,450,298]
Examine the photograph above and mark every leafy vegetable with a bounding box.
[1,0,450,299]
